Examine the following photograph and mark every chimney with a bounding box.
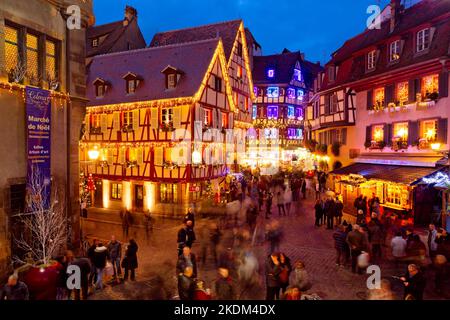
[123,5,137,26]
[390,0,402,33]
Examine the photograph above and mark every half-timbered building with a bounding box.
[81,38,236,215]
[314,0,450,227]
[252,50,322,167]
[150,20,257,168]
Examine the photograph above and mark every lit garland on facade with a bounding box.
[86,97,194,114]
[0,80,71,101]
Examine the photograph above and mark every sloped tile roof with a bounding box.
[86,38,220,106]
[149,20,242,61]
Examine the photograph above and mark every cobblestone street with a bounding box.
[83,197,448,300]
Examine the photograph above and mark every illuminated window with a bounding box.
[26,33,39,80]
[127,80,136,94]
[297,89,304,101]
[162,108,173,126]
[123,111,133,129]
[386,184,402,206]
[237,66,243,79]
[417,28,430,52]
[367,50,376,70]
[267,69,275,78]
[373,87,385,108]
[372,125,384,142]
[92,38,99,47]
[167,74,176,89]
[204,109,212,126]
[287,88,296,99]
[267,106,278,119]
[421,119,437,142]
[396,82,409,105]
[4,25,19,75]
[164,148,172,163]
[267,87,279,98]
[45,40,57,80]
[293,69,302,81]
[96,84,105,98]
[393,122,408,142]
[287,106,295,119]
[389,40,401,62]
[160,184,177,204]
[295,107,303,120]
[111,183,122,200]
[91,114,101,129]
[233,92,238,105]
[128,147,138,162]
[221,112,228,128]
[422,74,439,97]
[252,105,257,120]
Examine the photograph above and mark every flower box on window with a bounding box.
[417,138,429,150]
[98,160,109,168]
[392,138,408,151]
[163,161,178,170]
[369,140,386,150]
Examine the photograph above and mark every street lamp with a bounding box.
[88,145,100,161]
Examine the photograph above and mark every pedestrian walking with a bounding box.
[276,191,286,217]
[346,225,366,274]
[1,274,29,300]
[87,239,99,288]
[325,197,335,230]
[177,246,198,279]
[391,231,407,267]
[177,220,196,256]
[279,253,292,294]
[215,267,235,300]
[333,225,348,266]
[368,214,384,263]
[284,187,293,215]
[178,266,195,300]
[267,221,282,254]
[335,197,344,225]
[121,210,132,240]
[70,256,91,300]
[265,191,273,219]
[428,224,438,258]
[122,239,138,281]
[314,199,323,227]
[184,207,196,229]
[301,179,307,200]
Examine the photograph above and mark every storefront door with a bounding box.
[135,185,144,210]
[94,180,103,207]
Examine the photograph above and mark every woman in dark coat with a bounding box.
[278,253,292,294]
[123,239,138,281]
[314,199,323,227]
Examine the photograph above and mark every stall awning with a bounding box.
[330,163,446,186]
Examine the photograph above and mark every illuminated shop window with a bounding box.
[297,89,304,101]
[373,87,385,108]
[396,82,409,105]
[386,184,402,206]
[393,122,408,142]
[4,25,19,74]
[160,184,177,204]
[267,87,279,98]
[421,119,437,142]
[422,74,439,97]
[111,183,122,200]
[372,125,384,142]
[295,107,303,120]
[221,112,228,128]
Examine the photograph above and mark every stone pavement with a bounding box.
[83,196,449,300]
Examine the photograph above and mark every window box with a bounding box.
[163,161,178,170]
[391,138,408,151]
[369,140,386,150]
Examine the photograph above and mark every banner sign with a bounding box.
[26,86,51,209]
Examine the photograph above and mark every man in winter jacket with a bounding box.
[107,235,122,279]
[333,225,348,266]
[367,214,384,262]
[177,221,196,256]
[215,267,234,300]
[400,264,426,300]
[1,274,29,300]
[346,225,366,274]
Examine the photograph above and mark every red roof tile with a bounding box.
[86,39,221,106]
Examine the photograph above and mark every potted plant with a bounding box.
[13,167,66,300]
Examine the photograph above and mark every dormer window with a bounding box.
[122,72,141,94]
[161,65,183,90]
[417,28,430,53]
[237,42,243,57]
[367,50,377,70]
[93,78,108,98]
[328,66,335,82]
[389,40,401,62]
[92,38,99,47]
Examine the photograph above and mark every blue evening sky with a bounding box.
[93,0,399,65]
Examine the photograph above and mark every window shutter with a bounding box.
[429,27,436,44]
[439,71,448,98]
[415,78,422,99]
[437,118,448,144]
[375,49,381,66]
[366,125,372,142]
[173,107,181,128]
[341,128,347,145]
[150,108,159,128]
[385,124,392,145]
[107,149,114,165]
[118,147,125,164]
[366,90,373,110]
[385,85,395,105]
[399,39,405,56]
[101,114,108,133]
[408,79,416,103]
[85,114,90,134]
[113,112,120,130]
[154,147,163,166]
[228,113,234,129]
[132,109,139,131]
[137,147,144,165]
[408,121,419,145]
